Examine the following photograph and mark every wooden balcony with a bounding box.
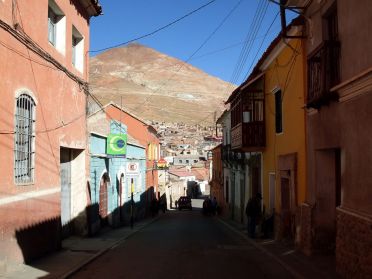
[307,40,340,109]
[231,122,265,151]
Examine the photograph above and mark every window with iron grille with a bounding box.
[14,94,36,184]
[307,4,340,108]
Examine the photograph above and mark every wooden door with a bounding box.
[281,177,293,239]
[99,173,108,220]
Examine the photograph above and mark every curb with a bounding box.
[217,218,305,279]
[60,216,160,279]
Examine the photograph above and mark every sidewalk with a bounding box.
[2,217,159,279]
[218,217,341,279]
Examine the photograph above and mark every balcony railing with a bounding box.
[231,122,265,151]
[307,40,340,109]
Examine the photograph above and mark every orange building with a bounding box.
[0,0,101,265]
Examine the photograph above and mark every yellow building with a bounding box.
[225,18,307,244]
[258,23,307,244]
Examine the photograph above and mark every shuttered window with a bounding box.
[14,94,36,184]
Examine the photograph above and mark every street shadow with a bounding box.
[12,187,160,278]
[15,217,62,264]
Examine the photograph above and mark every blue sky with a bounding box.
[90,0,296,85]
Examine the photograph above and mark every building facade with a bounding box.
[257,22,307,244]
[210,144,226,214]
[104,103,160,214]
[0,0,101,265]
[286,0,372,276]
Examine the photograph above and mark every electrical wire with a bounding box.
[229,0,269,86]
[127,0,244,114]
[190,31,276,61]
[0,19,88,92]
[89,0,217,53]
[244,11,279,80]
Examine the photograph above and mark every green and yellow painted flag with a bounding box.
[107,134,127,155]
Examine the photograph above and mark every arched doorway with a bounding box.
[99,172,110,225]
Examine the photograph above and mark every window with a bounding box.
[147,144,153,160]
[48,0,66,54]
[72,25,84,72]
[186,160,189,164]
[14,94,36,184]
[275,90,283,133]
[154,145,158,160]
[324,4,340,88]
[48,7,57,45]
[307,4,339,108]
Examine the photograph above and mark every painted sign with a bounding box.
[157,158,167,169]
[126,162,139,175]
[107,134,127,155]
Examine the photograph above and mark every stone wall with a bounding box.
[336,208,372,278]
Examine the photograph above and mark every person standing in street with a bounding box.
[211,197,218,215]
[245,193,262,238]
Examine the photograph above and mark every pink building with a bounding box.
[284,0,372,277]
[0,0,101,266]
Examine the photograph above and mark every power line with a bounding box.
[189,31,276,61]
[229,0,269,86]
[128,0,244,113]
[244,11,279,79]
[89,0,217,53]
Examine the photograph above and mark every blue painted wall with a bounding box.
[89,134,109,204]
[89,121,147,224]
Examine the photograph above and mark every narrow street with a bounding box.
[71,202,294,279]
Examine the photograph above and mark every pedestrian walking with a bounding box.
[211,197,217,215]
[245,193,262,238]
[151,197,159,217]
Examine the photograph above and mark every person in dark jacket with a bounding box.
[245,193,262,238]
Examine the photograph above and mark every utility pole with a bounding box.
[130,178,134,229]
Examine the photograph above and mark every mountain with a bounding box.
[89,43,235,125]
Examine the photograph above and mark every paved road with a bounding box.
[71,206,294,279]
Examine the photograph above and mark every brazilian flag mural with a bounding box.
[107,133,127,156]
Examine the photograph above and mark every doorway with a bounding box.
[99,172,110,226]
[280,175,294,239]
[60,148,72,238]
[314,148,341,253]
